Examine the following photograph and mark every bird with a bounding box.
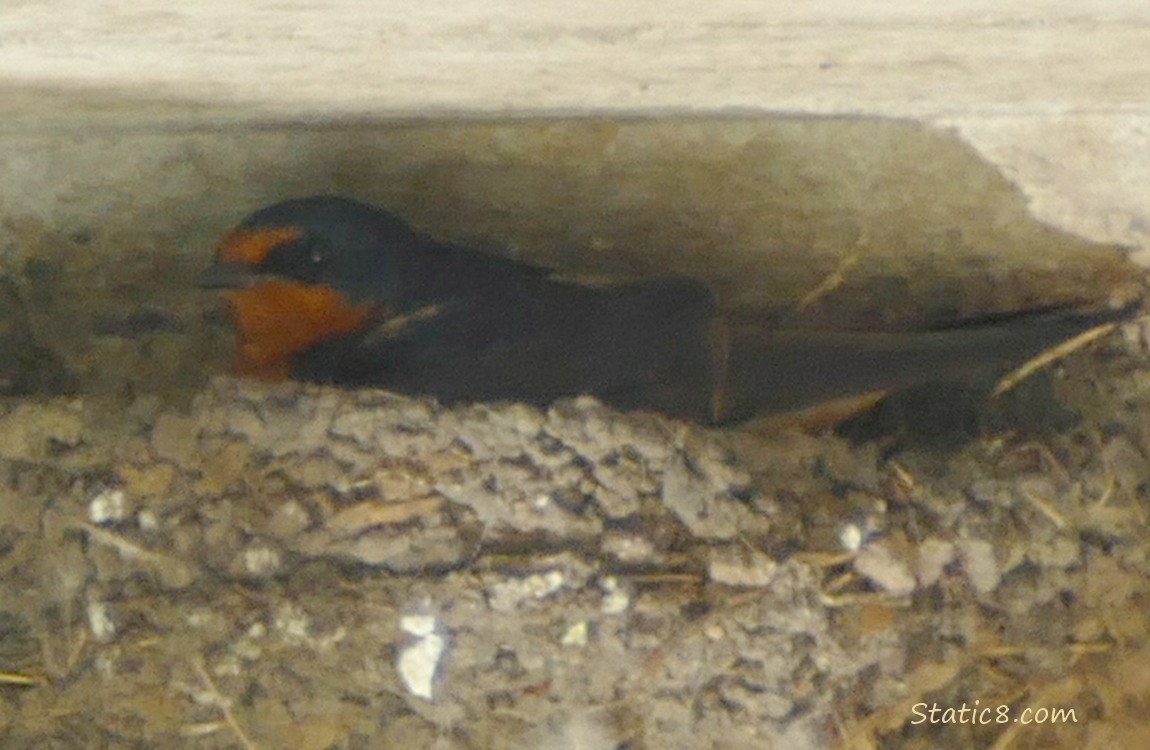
[202,195,1128,426]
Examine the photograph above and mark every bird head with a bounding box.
[202,196,406,378]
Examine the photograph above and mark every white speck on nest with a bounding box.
[243,545,282,576]
[601,532,655,563]
[88,488,128,524]
[136,509,158,531]
[274,602,311,640]
[398,614,445,701]
[599,576,630,615]
[87,598,115,642]
[839,523,863,552]
[487,570,567,613]
[561,620,589,647]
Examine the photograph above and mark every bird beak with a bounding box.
[198,262,262,290]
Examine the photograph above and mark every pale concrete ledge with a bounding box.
[3,2,1150,262]
[4,2,1149,120]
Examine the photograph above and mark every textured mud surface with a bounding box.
[2,335,1150,750]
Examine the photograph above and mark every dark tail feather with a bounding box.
[713,306,1132,424]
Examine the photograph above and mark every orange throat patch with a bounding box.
[223,280,375,380]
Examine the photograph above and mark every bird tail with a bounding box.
[711,305,1134,424]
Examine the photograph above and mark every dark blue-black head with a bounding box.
[205,195,418,304]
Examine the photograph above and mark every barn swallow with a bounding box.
[202,196,1128,426]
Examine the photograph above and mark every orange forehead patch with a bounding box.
[223,279,374,379]
[217,226,303,266]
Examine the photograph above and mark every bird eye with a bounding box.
[258,234,331,284]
